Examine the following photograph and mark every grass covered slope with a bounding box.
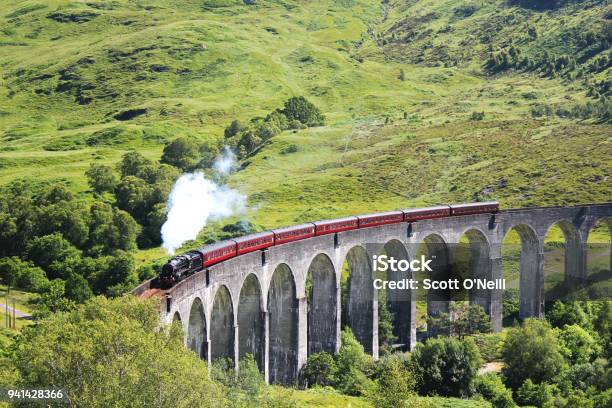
[0,0,610,235]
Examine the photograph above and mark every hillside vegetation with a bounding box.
[0,0,610,247]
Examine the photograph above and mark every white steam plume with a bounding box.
[161,148,245,255]
[213,146,237,176]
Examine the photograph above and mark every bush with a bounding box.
[300,352,338,388]
[515,379,556,408]
[86,164,117,193]
[118,151,152,178]
[428,303,491,339]
[280,144,299,154]
[64,273,93,303]
[0,256,48,292]
[593,388,612,408]
[160,137,201,171]
[369,356,416,408]
[282,96,325,127]
[25,233,82,280]
[473,373,516,408]
[472,332,504,362]
[557,324,601,365]
[31,279,75,318]
[546,301,590,329]
[502,288,519,322]
[411,336,482,397]
[470,111,485,121]
[502,319,567,390]
[224,119,245,138]
[335,328,375,396]
[563,358,609,392]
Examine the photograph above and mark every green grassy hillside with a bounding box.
[0,0,610,258]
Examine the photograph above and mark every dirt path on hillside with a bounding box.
[0,302,31,318]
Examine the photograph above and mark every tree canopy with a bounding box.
[8,296,227,408]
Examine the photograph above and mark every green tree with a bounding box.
[140,203,167,248]
[94,251,137,296]
[35,198,89,248]
[212,354,265,406]
[0,256,48,292]
[86,163,117,193]
[557,324,601,365]
[369,355,416,408]
[265,110,289,132]
[64,273,93,304]
[282,96,325,127]
[115,176,154,222]
[12,296,226,407]
[515,379,556,408]
[411,336,482,397]
[300,352,338,387]
[546,300,590,329]
[197,144,219,169]
[502,318,567,390]
[592,301,611,354]
[25,233,82,280]
[473,373,516,408]
[224,119,246,138]
[161,137,201,171]
[335,328,375,396]
[378,288,397,353]
[563,358,608,392]
[88,203,141,254]
[118,151,152,178]
[32,279,75,319]
[593,389,612,408]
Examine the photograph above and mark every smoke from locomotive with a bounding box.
[160,148,245,255]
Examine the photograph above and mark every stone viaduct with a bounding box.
[133,204,611,385]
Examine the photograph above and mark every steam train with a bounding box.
[159,201,499,287]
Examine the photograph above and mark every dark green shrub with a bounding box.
[473,373,516,408]
[300,352,338,388]
[369,355,416,408]
[411,336,482,397]
[334,328,375,396]
[546,301,590,329]
[502,319,566,390]
[280,144,299,155]
[86,164,117,193]
[282,96,325,127]
[161,137,201,171]
[515,379,556,408]
[470,111,485,121]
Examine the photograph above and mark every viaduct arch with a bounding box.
[133,203,612,384]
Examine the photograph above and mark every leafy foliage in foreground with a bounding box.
[4,296,227,408]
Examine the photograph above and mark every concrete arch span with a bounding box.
[419,234,451,323]
[306,253,338,355]
[341,245,375,356]
[211,285,235,363]
[504,224,542,319]
[268,263,298,384]
[238,274,264,371]
[380,239,414,351]
[584,218,611,288]
[187,297,207,360]
[455,228,492,314]
[544,220,583,284]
